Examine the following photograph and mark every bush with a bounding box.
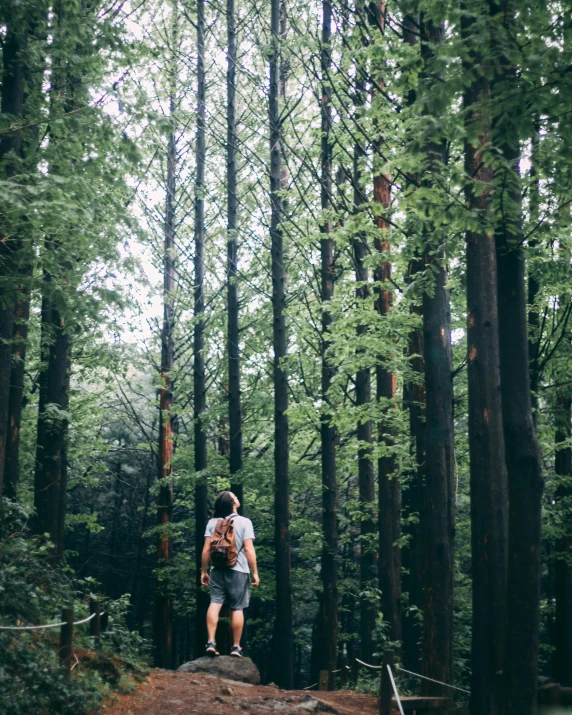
[0,503,149,714]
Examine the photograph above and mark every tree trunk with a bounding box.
[401,13,424,673]
[130,478,151,630]
[419,15,455,694]
[353,61,377,662]
[527,125,541,423]
[368,0,401,647]
[194,0,210,658]
[154,11,177,666]
[4,287,30,500]
[402,276,425,672]
[0,14,28,507]
[34,287,70,558]
[316,0,338,689]
[269,0,293,688]
[462,12,508,711]
[227,0,243,509]
[553,394,572,686]
[487,5,544,713]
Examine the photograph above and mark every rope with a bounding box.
[355,657,382,670]
[0,611,99,631]
[395,665,470,695]
[387,665,405,715]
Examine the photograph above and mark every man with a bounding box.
[201,490,260,657]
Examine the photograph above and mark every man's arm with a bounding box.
[201,537,211,586]
[243,539,260,586]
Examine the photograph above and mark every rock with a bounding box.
[178,655,261,685]
[266,682,279,689]
[221,686,235,696]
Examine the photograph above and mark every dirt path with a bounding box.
[101,669,380,715]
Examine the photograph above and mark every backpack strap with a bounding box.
[228,514,245,556]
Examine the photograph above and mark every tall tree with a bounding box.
[370,0,401,646]
[401,11,425,673]
[226,0,243,510]
[269,0,293,688]
[154,6,178,668]
[317,0,338,688]
[488,3,544,712]
[352,9,377,662]
[194,0,209,657]
[0,6,29,507]
[419,13,455,692]
[3,4,44,502]
[33,3,88,555]
[462,6,508,712]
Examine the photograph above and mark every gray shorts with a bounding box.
[209,568,250,611]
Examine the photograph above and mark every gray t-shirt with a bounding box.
[205,515,255,574]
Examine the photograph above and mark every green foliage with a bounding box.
[0,505,149,714]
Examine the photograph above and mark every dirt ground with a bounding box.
[100,669,380,715]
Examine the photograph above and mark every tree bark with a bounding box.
[368,0,401,647]
[402,274,425,673]
[269,0,293,688]
[227,0,243,509]
[419,15,455,694]
[4,285,30,500]
[154,10,177,666]
[352,53,377,662]
[553,394,572,686]
[34,286,70,558]
[316,0,338,689]
[3,7,43,502]
[0,13,28,507]
[401,13,424,673]
[194,0,210,658]
[462,11,508,711]
[527,125,541,423]
[487,4,544,712]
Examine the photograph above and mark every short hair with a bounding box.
[213,491,235,519]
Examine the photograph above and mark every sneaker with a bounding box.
[230,646,243,658]
[206,640,219,657]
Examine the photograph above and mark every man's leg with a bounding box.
[207,602,223,642]
[230,608,244,648]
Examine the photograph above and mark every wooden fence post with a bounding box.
[101,607,109,633]
[319,669,329,691]
[340,654,348,689]
[90,598,101,648]
[351,645,360,684]
[60,608,74,674]
[379,649,394,715]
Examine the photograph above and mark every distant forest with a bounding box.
[1,0,571,713]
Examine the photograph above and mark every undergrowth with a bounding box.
[0,502,149,715]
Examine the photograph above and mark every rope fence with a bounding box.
[395,664,471,695]
[322,648,471,714]
[0,599,107,675]
[387,665,405,715]
[0,612,101,630]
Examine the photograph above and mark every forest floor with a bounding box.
[100,669,380,715]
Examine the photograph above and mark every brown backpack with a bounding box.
[210,516,239,569]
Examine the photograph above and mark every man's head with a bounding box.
[213,490,240,518]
